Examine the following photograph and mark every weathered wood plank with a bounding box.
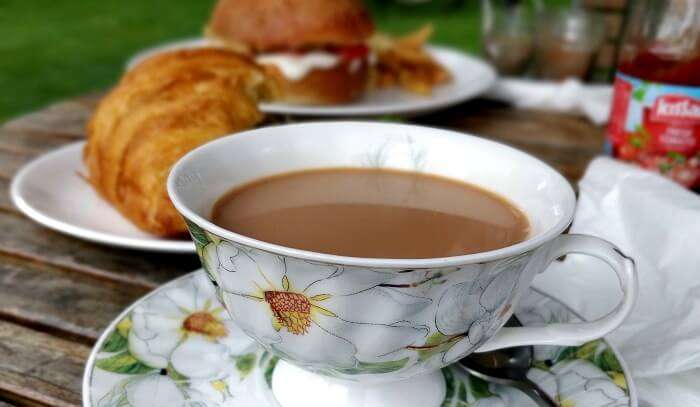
[2,96,97,139]
[72,92,103,109]
[0,178,12,213]
[0,128,77,155]
[0,320,89,407]
[0,212,198,289]
[0,148,36,180]
[423,102,604,149]
[418,101,604,183]
[0,252,148,343]
[512,142,598,182]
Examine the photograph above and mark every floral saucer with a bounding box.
[83,271,637,407]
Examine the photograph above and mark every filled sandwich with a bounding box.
[206,0,374,105]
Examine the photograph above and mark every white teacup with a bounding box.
[168,122,637,407]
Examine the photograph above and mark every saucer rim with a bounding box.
[82,269,638,407]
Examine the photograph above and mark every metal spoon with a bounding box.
[459,318,559,407]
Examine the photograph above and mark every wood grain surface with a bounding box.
[0,320,90,406]
[0,93,604,405]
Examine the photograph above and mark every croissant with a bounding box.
[84,48,275,236]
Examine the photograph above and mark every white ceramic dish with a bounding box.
[126,38,496,117]
[10,142,195,253]
[83,270,637,407]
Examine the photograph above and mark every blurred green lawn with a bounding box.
[0,0,564,124]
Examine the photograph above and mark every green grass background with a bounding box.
[0,0,568,124]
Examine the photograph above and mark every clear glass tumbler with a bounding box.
[534,8,605,81]
[481,0,542,76]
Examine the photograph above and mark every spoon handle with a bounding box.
[501,379,557,407]
[518,379,558,407]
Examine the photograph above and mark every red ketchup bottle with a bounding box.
[607,0,700,188]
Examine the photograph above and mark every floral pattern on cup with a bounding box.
[255,319,631,407]
[185,219,542,379]
[86,271,632,407]
[195,229,432,372]
[423,253,529,365]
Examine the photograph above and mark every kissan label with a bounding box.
[607,72,700,188]
[650,95,700,123]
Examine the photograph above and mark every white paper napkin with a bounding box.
[532,157,700,406]
[486,78,613,125]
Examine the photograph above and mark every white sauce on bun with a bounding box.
[256,51,340,81]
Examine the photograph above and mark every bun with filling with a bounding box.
[206,0,374,105]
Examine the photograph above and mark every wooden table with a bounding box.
[0,94,604,406]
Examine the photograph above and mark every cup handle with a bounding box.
[476,234,638,352]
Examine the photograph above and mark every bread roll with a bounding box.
[205,0,373,53]
[84,48,275,236]
[205,0,373,105]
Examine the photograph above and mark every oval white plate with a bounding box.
[126,38,497,117]
[10,142,195,253]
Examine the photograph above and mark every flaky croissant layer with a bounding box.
[84,48,275,236]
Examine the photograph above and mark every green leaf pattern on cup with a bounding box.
[441,368,495,406]
[259,352,280,388]
[235,353,257,379]
[338,357,410,375]
[185,218,210,249]
[186,219,221,289]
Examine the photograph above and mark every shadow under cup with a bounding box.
[166,121,580,381]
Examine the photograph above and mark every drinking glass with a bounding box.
[481,0,543,76]
[534,8,606,80]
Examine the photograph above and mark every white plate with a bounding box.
[10,142,195,253]
[126,38,497,117]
